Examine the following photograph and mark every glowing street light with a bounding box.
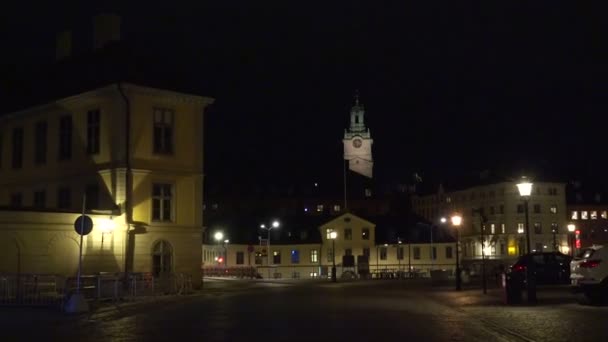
[440,217,447,224]
[450,214,462,291]
[214,231,224,242]
[260,220,280,279]
[567,223,576,256]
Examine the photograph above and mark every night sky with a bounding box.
[1,2,604,191]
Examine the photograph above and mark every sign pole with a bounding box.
[77,194,86,294]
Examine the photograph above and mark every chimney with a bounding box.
[55,30,72,61]
[93,13,121,50]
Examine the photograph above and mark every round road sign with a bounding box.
[74,215,94,236]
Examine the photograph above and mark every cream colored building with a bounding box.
[412,180,569,268]
[0,83,213,288]
[203,213,456,279]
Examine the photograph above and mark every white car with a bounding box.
[570,245,608,303]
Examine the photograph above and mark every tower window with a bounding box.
[153,108,174,155]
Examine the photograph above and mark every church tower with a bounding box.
[343,93,373,179]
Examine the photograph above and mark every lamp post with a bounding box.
[329,231,338,282]
[214,231,224,266]
[451,214,462,291]
[517,178,536,303]
[567,224,576,257]
[224,239,229,267]
[260,220,280,279]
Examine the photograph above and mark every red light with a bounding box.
[575,230,581,235]
[513,264,526,272]
[580,259,601,268]
[576,239,581,249]
[217,257,224,263]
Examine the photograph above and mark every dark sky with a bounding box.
[1,2,605,190]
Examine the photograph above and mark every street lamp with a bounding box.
[260,220,280,279]
[329,231,338,282]
[214,231,225,267]
[517,177,536,304]
[567,223,576,256]
[451,214,462,291]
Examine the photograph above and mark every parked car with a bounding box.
[508,252,572,285]
[570,245,608,304]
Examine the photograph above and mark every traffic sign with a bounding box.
[74,215,93,236]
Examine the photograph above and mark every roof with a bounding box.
[1,41,213,116]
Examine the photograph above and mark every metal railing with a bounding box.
[0,272,195,308]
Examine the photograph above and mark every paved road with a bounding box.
[2,279,608,341]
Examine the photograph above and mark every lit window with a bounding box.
[362,228,370,240]
[310,250,318,263]
[333,205,341,212]
[591,211,598,220]
[365,188,372,197]
[309,272,318,278]
[602,211,607,219]
[273,251,281,264]
[290,250,300,264]
[571,211,578,220]
[446,197,451,203]
[581,211,588,220]
[316,204,324,212]
[501,223,505,234]
[326,229,334,240]
[551,223,558,233]
[550,206,557,214]
[490,224,495,234]
[517,223,524,234]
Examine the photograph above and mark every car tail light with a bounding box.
[580,260,602,268]
[513,264,526,272]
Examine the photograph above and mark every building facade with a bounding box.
[412,181,569,267]
[203,213,456,279]
[0,83,213,288]
[568,204,608,249]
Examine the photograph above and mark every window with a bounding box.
[533,204,541,214]
[57,187,71,209]
[12,127,23,168]
[34,121,47,164]
[236,252,245,265]
[534,222,542,234]
[362,228,370,240]
[500,243,506,255]
[551,223,558,234]
[363,247,370,258]
[591,211,598,220]
[10,193,22,207]
[581,211,588,220]
[489,206,495,215]
[517,204,524,213]
[379,247,387,260]
[413,247,421,260]
[290,250,299,264]
[316,204,324,212]
[343,228,352,240]
[501,223,506,234]
[571,211,578,220]
[499,205,504,214]
[310,250,318,263]
[153,108,174,154]
[152,240,173,276]
[58,115,72,160]
[446,246,453,259]
[344,248,352,256]
[326,229,335,240]
[602,211,607,219]
[490,224,495,234]
[550,206,557,214]
[255,252,262,265]
[548,188,558,195]
[431,247,437,260]
[517,223,524,234]
[397,247,404,260]
[365,188,372,197]
[87,109,100,154]
[273,250,281,264]
[33,190,46,208]
[333,205,341,212]
[85,184,100,210]
[152,184,173,221]
[327,249,333,262]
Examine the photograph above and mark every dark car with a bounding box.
[508,252,572,285]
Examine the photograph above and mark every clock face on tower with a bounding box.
[353,139,362,148]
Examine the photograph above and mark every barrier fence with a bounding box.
[0,272,194,308]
